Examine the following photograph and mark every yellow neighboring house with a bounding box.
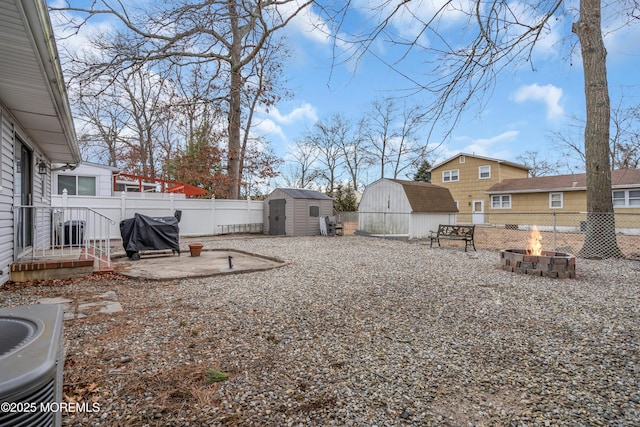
[430,153,530,222]
[486,169,640,220]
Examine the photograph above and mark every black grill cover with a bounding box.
[120,213,180,259]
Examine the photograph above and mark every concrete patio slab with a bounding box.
[113,248,286,280]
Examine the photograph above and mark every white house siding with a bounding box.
[0,106,51,285]
[0,108,14,285]
[359,180,412,235]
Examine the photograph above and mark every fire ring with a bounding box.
[500,249,576,279]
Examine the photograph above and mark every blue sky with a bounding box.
[51,0,640,178]
[251,0,640,174]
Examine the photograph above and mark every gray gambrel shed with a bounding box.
[358,179,458,239]
[263,188,334,236]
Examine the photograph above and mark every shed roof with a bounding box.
[276,188,334,200]
[389,179,459,213]
[486,169,640,194]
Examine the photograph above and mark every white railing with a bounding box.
[14,206,116,268]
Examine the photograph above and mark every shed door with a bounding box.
[269,199,286,235]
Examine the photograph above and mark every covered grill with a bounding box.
[120,211,181,260]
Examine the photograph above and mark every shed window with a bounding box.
[58,175,96,196]
[309,205,319,217]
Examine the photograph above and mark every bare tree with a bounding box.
[240,38,291,196]
[391,102,432,179]
[280,141,321,189]
[306,115,348,194]
[324,0,635,258]
[363,98,397,179]
[552,96,640,170]
[516,151,563,177]
[339,117,372,191]
[118,67,175,177]
[52,0,313,199]
[70,79,128,167]
[362,98,431,180]
[68,61,174,176]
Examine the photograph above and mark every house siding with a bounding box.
[432,155,528,215]
[486,190,640,228]
[0,107,14,285]
[0,105,54,285]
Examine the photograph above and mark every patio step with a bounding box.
[10,247,114,282]
[10,258,95,282]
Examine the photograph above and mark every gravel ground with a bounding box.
[2,235,639,426]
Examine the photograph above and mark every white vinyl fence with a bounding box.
[52,192,264,239]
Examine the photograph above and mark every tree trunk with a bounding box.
[227,0,242,199]
[572,0,622,258]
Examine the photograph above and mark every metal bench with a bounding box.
[429,224,476,252]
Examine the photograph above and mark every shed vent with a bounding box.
[0,305,64,427]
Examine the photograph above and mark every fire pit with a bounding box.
[500,249,575,279]
[500,226,576,279]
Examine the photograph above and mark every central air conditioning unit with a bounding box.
[0,304,64,427]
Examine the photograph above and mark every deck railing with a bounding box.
[14,206,117,268]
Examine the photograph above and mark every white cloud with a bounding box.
[253,103,318,143]
[436,130,520,160]
[513,84,564,120]
[462,130,520,157]
[261,103,318,125]
[252,119,286,141]
[283,1,333,45]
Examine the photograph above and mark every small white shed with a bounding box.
[53,162,118,197]
[263,188,334,236]
[358,179,458,239]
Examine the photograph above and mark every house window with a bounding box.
[57,175,96,196]
[491,195,511,209]
[459,155,465,164]
[613,190,640,207]
[478,165,491,179]
[309,206,319,217]
[549,192,563,209]
[442,169,459,182]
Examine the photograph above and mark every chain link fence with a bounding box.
[466,212,639,260]
[339,211,640,260]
